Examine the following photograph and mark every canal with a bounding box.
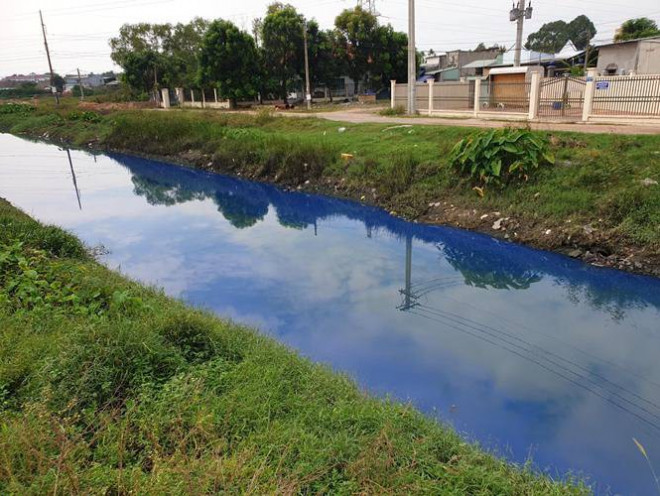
[1,133,659,494]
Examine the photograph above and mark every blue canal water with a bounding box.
[1,133,660,494]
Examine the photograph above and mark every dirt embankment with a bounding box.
[168,147,660,278]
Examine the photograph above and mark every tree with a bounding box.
[261,3,305,103]
[525,20,570,53]
[372,25,409,90]
[198,20,259,105]
[615,17,660,42]
[526,15,596,53]
[109,20,208,94]
[334,7,379,91]
[567,15,596,50]
[306,23,343,99]
[474,42,487,51]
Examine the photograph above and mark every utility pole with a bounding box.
[407,0,416,115]
[39,10,59,105]
[76,68,85,101]
[510,1,533,67]
[303,22,312,110]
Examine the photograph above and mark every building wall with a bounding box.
[637,40,660,74]
[597,44,639,75]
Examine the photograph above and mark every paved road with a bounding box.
[282,107,660,135]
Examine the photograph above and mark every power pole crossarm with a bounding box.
[39,10,59,105]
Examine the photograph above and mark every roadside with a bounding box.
[1,100,659,277]
[0,198,590,494]
[281,105,660,136]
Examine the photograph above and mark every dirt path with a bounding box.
[282,107,660,135]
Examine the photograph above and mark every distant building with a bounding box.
[63,73,109,92]
[421,48,501,82]
[0,73,50,89]
[596,37,660,75]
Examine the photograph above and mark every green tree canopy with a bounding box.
[526,15,596,53]
[261,3,305,102]
[306,23,344,97]
[614,17,660,42]
[110,20,208,93]
[198,20,259,104]
[525,20,569,53]
[334,7,379,89]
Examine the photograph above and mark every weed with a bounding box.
[450,128,555,188]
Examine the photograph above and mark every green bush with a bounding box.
[449,128,555,187]
[0,103,35,115]
[379,105,406,116]
[67,110,103,123]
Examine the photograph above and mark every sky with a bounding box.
[1,0,659,78]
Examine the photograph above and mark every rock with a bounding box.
[568,249,583,258]
[338,127,347,133]
[493,211,501,216]
[545,229,552,235]
[492,218,504,230]
[480,214,489,220]
[582,225,595,235]
[640,178,658,187]
[304,180,310,185]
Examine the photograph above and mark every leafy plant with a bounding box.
[0,103,35,115]
[449,128,555,188]
[67,110,103,123]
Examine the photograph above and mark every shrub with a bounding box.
[0,103,35,115]
[67,110,103,123]
[449,128,554,187]
[379,105,406,116]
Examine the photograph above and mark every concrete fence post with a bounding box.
[528,72,541,120]
[201,89,206,108]
[427,79,434,116]
[582,68,598,122]
[474,78,482,118]
[160,88,170,109]
[390,80,396,109]
[213,88,218,103]
[175,87,184,105]
[191,89,195,104]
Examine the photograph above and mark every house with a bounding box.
[596,36,660,75]
[421,49,501,82]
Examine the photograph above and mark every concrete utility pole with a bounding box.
[76,68,85,101]
[407,0,416,115]
[511,1,532,67]
[39,10,59,105]
[303,22,312,110]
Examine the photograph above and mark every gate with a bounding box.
[538,76,585,120]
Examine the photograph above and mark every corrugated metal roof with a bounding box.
[462,59,499,69]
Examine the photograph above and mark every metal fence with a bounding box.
[538,76,585,120]
[479,81,531,113]
[592,76,660,116]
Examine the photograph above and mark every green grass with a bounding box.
[1,99,659,257]
[0,199,590,494]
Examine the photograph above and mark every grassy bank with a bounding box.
[1,99,659,276]
[0,199,589,494]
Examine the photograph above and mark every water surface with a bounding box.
[1,134,660,494]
